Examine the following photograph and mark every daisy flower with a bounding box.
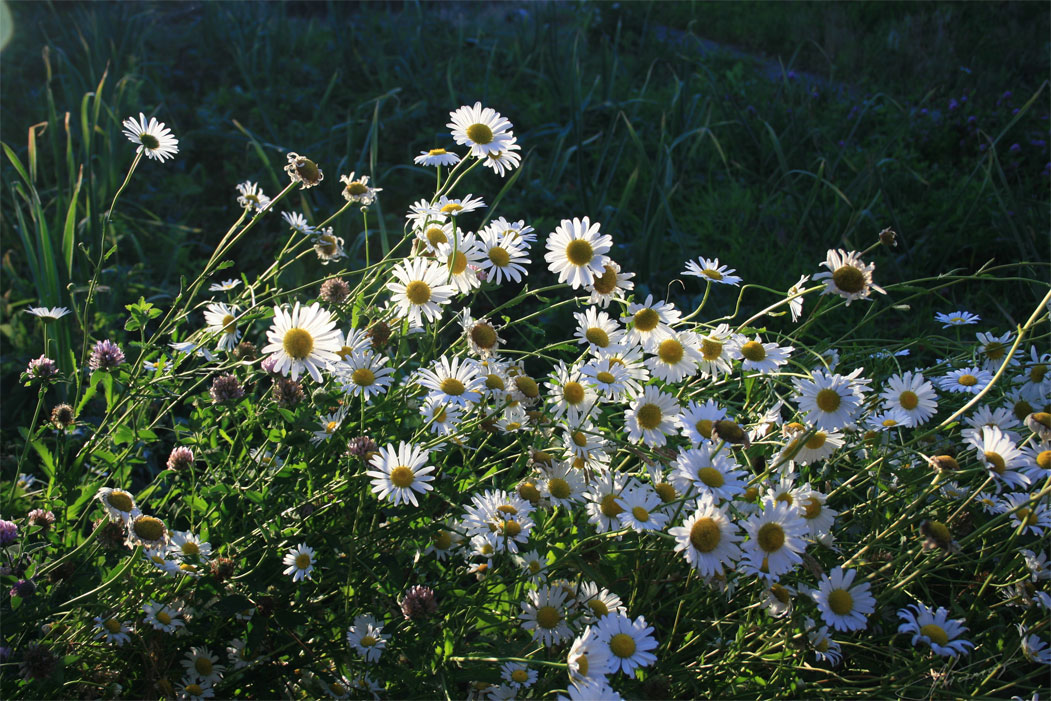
[683,257,742,286]
[764,583,795,618]
[584,470,631,534]
[431,193,486,218]
[811,567,876,632]
[968,425,1030,490]
[283,152,323,188]
[95,487,139,522]
[176,680,215,700]
[624,386,682,448]
[880,371,938,427]
[545,361,598,422]
[281,211,315,235]
[563,420,608,462]
[623,294,680,350]
[182,646,225,685]
[477,226,530,284]
[169,340,215,361]
[142,600,185,633]
[574,306,625,355]
[366,441,435,507]
[461,310,503,357]
[579,356,631,401]
[416,220,453,252]
[262,302,340,382]
[963,405,1021,443]
[334,350,394,402]
[865,408,911,432]
[311,408,347,445]
[794,370,865,432]
[226,639,253,670]
[813,248,885,305]
[481,135,522,177]
[594,612,658,677]
[424,527,462,562]
[740,497,808,580]
[416,355,484,407]
[126,513,169,550]
[92,616,131,645]
[615,485,669,533]
[347,614,388,663]
[576,581,626,624]
[500,661,537,690]
[203,303,241,351]
[448,102,515,158]
[1016,345,1051,401]
[976,330,1021,373]
[122,112,179,162]
[340,172,381,205]
[312,227,347,265]
[25,306,71,320]
[936,366,993,395]
[806,618,843,666]
[680,399,728,445]
[585,260,635,308]
[797,487,838,540]
[935,310,980,327]
[896,603,973,657]
[169,530,211,562]
[282,543,316,582]
[998,492,1051,535]
[387,257,456,327]
[695,324,740,379]
[1021,440,1051,482]
[544,216,612,289]
[421,396,462,436]
[646,330,703,383]
[670,443,746,501]
[540,461,588,508]
[567,625,613,686]
[787,274,810,322]
[519,585,574,647]
[1019,626,1051,665]
[415,148,461,167]
[437,233,485,293]
[235,181,270,211]
[669,495,742,577]
[736,335,793,374]
[517,550,548,583]
[208,278,241,292]
[323,676,352,699]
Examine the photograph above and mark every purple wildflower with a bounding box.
[89,340,125,371]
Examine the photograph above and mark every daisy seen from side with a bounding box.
[813,248,885,305]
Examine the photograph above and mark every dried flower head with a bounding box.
[320,278,351,305]
[346,436,378,459]
[209,557,237,582]
[50,404,75,429]
[919,519,959,553]
[93,518,128,551]
[19,643,56,681]
[928,455,959,472]
[210,374,245,404]
[89,340,125,371]
[27,509,55,530]
[167,446,195,472]
[878,227,898,247]
[273,377,305,408]
[284,152,324,188]
[367,321,392,350]
[233,341,258,361]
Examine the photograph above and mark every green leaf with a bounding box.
[31,440,56,479]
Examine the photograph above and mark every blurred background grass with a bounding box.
[2,0,1048,427]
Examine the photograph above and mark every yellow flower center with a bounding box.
[470,323,498,349]
[919,623,949,647]
[360,635,377,647]
[426,226,448,246]
[740,341,766,362]
[756,522,785,552]
[701,268,723,281]
[352,368,376,386]
[428,148,447,156]
[282,328,314,360]
[596,371,616,385]
[440,203,463,214]
[592,264,619,294]
[104,619,122,633]
[434,530,452,550]
[331,683,346,696]
[440,378,466,396]
[140,133,160,149]
[695,418,714,439]
[548,478,571,500]
[535,605,561,629]
[633,308,660,332]
[805,432,828,450]
[466,123,494,145]
[295,553,312,569]
[514,375,539,398]
[487,246,510,267]
[518,482,541,503]
[585,327,610,347]
[326,421,338,434]
[610,633,636,658]
[221,314,236,335]
[957,374,978,387]
[689,517,721,553]
[565,239,594,266]
[106,491,134,513]
[701,338,723,361]
[485,373,505,390]
[529,560,541,573]
[1036,450,1051,471]
[898,390,919,410]
[831,265,865,293]
[563,381,585,405]
[511,669,529,683]
[405,280,432,305]
[181,542,200,556]
[635,403,663,430]
[771,583,790,604]
[572,431,588,447]
[655,482,676,503]
[156,611,172,625]
[345,181,368,196]
[697,466,724,488]
[658,339,684,364]
[195,657,213,675]
[814,388,841,413]
[600,494,624,518]
[827,588,853,615]
[185,684,203,697]
[133,516,165,542]
[500,520,522,538]
[1030,363,1047,382]
[390,466,415,488]
[631,506,650,522]
[1013,399,1034,422]
[815,638,829,652]
[776,492,794,506]
[802,497,823,520]
[448,250,468,275]
[575,654,590,677]
[983,342,1005,361]
[984,451,1006,475]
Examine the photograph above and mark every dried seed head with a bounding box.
[273,377,305,408]
[50,404,75,429]
[233,341,258,361]
[401,585,438,619]
[210,374,245,404]
[320,278,351,304]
